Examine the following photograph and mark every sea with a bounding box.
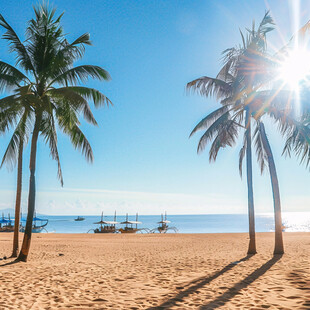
[28,212,310,234]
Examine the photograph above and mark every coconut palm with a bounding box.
[0,107,30,257]
[0,4,111,262]
[188,12,285,254]
[0,63,32,258]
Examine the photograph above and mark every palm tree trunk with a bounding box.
[259,122,284,254]
[11,138,23,257]
[245,108,256,254]
[17,114,41,262]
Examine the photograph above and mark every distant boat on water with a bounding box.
[74,216,85,221]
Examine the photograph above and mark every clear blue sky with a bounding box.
[0,0,309,215]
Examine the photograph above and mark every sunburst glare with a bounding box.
[278,48,310,89]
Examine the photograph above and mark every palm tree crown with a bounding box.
[0,4,111,261]
[188,12,285,254]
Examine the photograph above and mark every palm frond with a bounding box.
[190,105,230,137]
[68,86,112,107]
[49,65,111,87]
[47,87,97,125]
[1,108,32,169]
[0,94,21,111]
[253,120,268,174]
[55,104,93,162]
[63,124,94,163]
[0,15,35,72]
[0,105,22,133]
[196,111,240,154]
[209,119,240,162]
[0,61,30,92]
[40,112,63,185]
[187,76,232,100]
[282,117,310,168]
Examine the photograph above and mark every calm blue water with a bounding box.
[32,212,310,233]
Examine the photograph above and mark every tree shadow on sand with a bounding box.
[199,254,283,309]
[0,258,21,267]
[147,254,254,310]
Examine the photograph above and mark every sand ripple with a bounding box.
[0,232,309,309]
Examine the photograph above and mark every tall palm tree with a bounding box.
[0,109,30,257]
[0,65,32,258]
[188,12,285,254]
[0,4,111,262]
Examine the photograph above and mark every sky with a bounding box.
[0,0,309,215]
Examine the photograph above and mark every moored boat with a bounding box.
[93,211,118,233]
[0,214,14,232]
[74,216,85,221]
[20,214,48,233]
[150,212,178,233]
[119,213,141,234]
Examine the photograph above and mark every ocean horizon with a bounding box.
[8,212,309,234]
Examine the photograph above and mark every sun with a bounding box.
[278,48,310,90]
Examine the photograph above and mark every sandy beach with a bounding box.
[0,232,309,309]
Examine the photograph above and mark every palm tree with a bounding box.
[187,12,285,254]
[0,66,32,258]
[254,120,284,253]
[0,4,111,262]
[0,110,29,257]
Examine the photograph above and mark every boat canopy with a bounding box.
[0,218,9,224]
[158,220,171,224]
[94,220,119,225]
[121,221,141,224]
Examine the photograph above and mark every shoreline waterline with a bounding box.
[10,212,310,233]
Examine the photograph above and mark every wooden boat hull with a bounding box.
[0,227,14,232]
[20,222,48,233]
[119,228,138,234]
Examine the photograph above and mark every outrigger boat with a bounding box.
[0,213,14,232]
[74,216,85,221]
[20,213,48,233]
[119,213,141,234]
[92,211,119,233]
[150,212,178,233]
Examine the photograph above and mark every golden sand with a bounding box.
[0,232,309,309]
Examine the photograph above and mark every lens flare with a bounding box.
[278,49,310,89]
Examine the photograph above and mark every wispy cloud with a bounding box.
[1,188,309,215]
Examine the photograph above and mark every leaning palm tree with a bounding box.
[0,4,111,262]
[0,63,32,258]
[188,12,285,254]
[0,108,30,257]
